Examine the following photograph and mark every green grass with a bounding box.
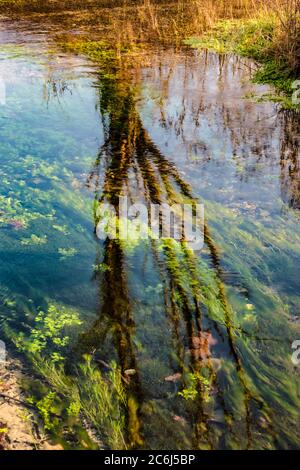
[185,16,300,110]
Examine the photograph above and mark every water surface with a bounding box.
[0,19,300,450]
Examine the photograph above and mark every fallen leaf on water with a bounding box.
[190,332,218,360]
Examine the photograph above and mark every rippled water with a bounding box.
[0,19,300,449]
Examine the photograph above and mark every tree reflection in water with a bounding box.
[76,61,271,449]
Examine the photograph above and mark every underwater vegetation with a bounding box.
[1,297,127,449]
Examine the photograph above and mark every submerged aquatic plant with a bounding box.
[12,303,82,358]
[27,391,59,432]
[1,296,127,448]
[21,234,48,246]
[31,356,128,449]
[178,372,211,404]
[58,247,78,260]
[76,356,127,449]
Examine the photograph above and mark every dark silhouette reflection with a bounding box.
[74,63,267,449]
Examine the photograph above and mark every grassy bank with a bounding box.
[186,2,300,109]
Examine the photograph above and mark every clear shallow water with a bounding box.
[0,20,300,449]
